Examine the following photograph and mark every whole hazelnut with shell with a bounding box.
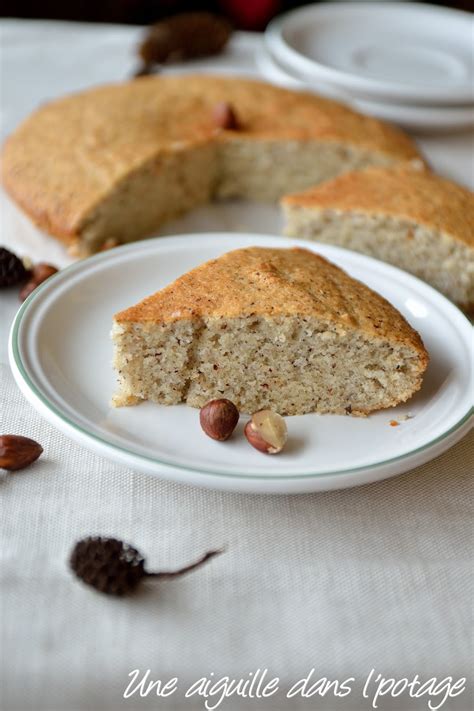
[200,399,239,441]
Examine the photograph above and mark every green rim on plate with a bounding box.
[9,238,474,481]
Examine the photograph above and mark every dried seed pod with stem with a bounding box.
[134,13,232,79]
[0,434,43,471]
[0,247,30,287]
[138,12,232,66]
[69,536,223,596]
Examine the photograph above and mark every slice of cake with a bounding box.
[2,75,422,256]
[282,165,474,311]
[112,247,428,416]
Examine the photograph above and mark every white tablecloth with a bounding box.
[1,20,473,711]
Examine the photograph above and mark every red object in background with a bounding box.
[218,0,281,30]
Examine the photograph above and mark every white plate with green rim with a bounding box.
[265,3,474,106]
[255,44,474,132]
[9,233,473,493]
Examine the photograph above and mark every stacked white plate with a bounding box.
[261,2,474,131]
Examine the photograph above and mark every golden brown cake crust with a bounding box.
[2,75,420,242]
[283,165,474,247]
[115,245,428,360]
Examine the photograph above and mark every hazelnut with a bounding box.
[0,434,43,471]
[199,399,239,441]
[19,263,58,302]
[100,238,119,251]
[19,280,38,302]
[32,263,58,282]
[244,410,287,454]
[212,102,239,130]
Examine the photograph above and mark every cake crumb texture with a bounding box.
[112,247,428,416]
[2,75,421,254]
[282,165,474,310]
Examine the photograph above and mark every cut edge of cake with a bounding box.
[112,246,429,416]
[2,75,423,256]
[281,165,474,311]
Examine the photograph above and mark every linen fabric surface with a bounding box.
[0,20,473,711]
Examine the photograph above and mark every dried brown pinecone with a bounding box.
[0,247,29,287]
[139,12,232,66]
[69,536,222,596]
[70,537,145,595]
